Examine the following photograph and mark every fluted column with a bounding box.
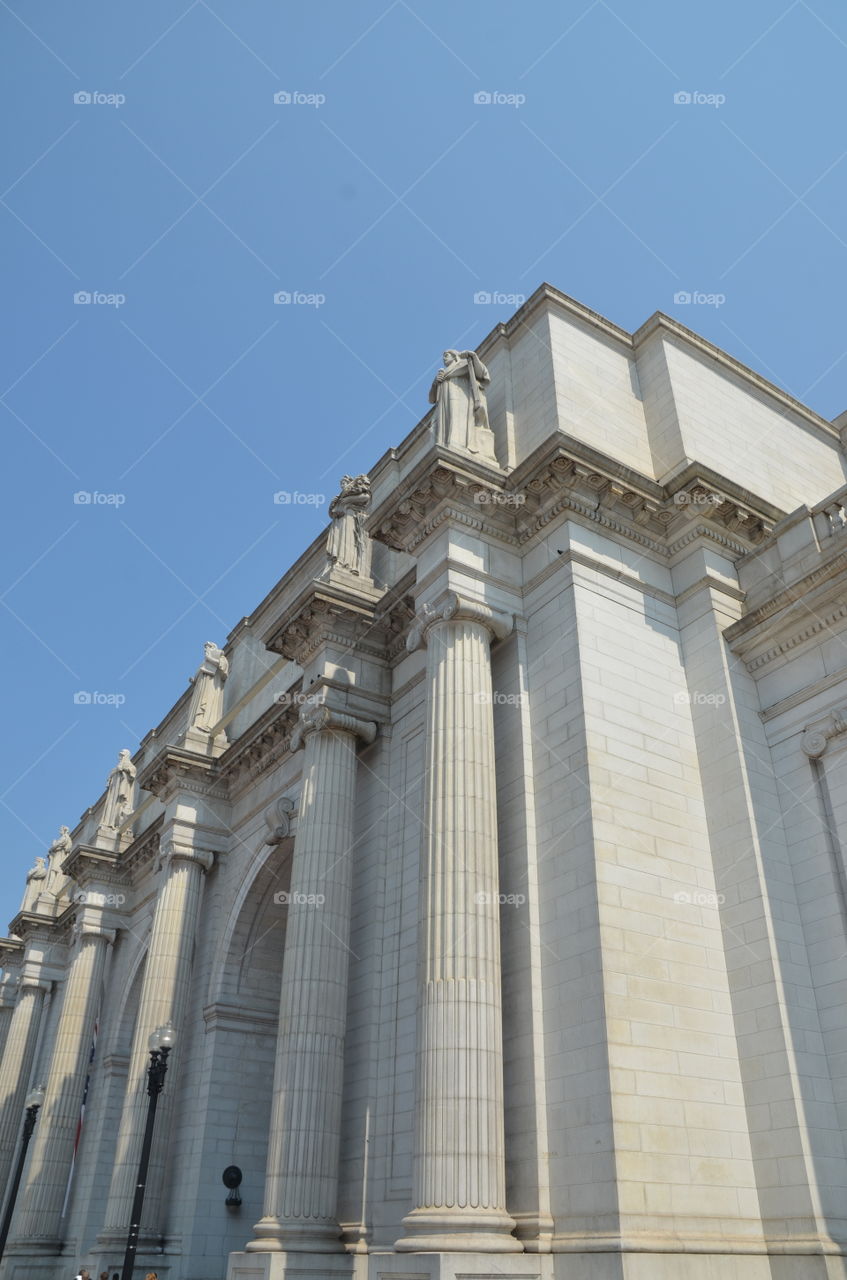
[99,841,213,1243]
[0,975,49,1202]
[247,702,376,1254]
[397,591,520,1253]
[12,925,113,1250]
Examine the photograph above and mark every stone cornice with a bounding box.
[371,436,779,564]
[6,910,65,945]
[137,745,225,802]
[725,547,847,669]
[512,440,778,550]
[119,815,162,876]
[369,448,517,554]
[728,548,847,638]
[262,575,387,664]
[666,523,754,560]
[217,698,301,792]
[761,665,847,724]
[61,845,130,891]
[0,936,24,967]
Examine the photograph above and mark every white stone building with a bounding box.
[2,283,847,1280]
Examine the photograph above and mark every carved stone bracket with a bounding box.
[407,591,514,651]
[802,708,847,758]
[263,796,296,845]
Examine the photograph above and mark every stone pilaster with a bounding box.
[246,700,376,1254]
[98,840,214,1245]
[11,923,114,1251]
[397,591,520,1253]
[0,973,50,1206]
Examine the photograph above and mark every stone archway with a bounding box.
[171,835,293,1279]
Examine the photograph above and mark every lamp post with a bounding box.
[120,1023,175,1280]
[0,1084,46,1261]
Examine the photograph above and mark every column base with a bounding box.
[228,1250,360,1280]
[371,1253,552,1280]
[246,1216,345,1253]
[396,1209,523,1253]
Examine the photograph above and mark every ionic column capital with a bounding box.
[407,590,513,652]
[17,968,51,994]
[290,703,377,752]
[72,920,116,946]
[161,841,216,873]
[802,707,847,758]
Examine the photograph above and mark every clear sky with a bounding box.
[2,0,846,934]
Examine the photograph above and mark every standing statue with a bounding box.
[186,642,229,738]
[44,825,72,897]
[100,749,137,832]
[21,856,48,912]
[326,474,373,579]
[429,349,499,462]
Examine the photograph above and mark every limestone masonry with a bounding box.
[2,284,847,1280]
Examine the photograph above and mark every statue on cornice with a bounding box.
[429,349,499,464]
[185,642,229,741]
[326,474,373,580]
[43,825,72,898]
[21,856,47,912]
[100,749,137,833]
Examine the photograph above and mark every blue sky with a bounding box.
[2,0,847,933]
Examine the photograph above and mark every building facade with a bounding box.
[1,284,847,1280]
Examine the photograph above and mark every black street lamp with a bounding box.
[120,1022,176,1280]
[0,1084,46,1261]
